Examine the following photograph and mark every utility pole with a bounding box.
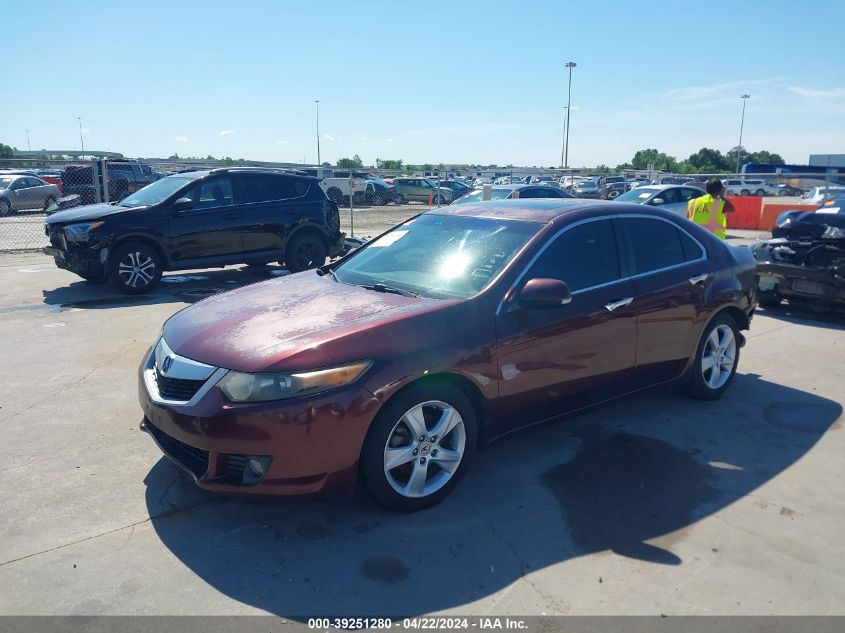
[564,61,577,168]
[77,117,85,157]
[314,100,321,165]
[736,94,750,174]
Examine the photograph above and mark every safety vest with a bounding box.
[687,194,726,239]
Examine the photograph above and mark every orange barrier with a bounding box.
[725,196,763,229]
[759,202,819,231]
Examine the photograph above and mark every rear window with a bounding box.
[623,217,693,273]
[239,174,309,203]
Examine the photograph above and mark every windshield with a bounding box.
[332,214,540,299]
[452,189,513,204]
[615,187,659,203]
[119,177,192,207]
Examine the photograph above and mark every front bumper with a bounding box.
[328,231,346,258]
[138,342,381,498]
[43,230,107,279]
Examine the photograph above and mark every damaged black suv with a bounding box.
[44,168,344,294]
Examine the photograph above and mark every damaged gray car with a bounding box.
[752,194,845,308]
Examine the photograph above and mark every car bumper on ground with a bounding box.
[137,343,382,498]
[328,232,346,258]
[42,236,108,280]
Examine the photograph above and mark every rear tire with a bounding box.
[755,189,766,197]
[108,241,162,295]
[687,313,740,401]
[326,188,344,204]
[285,233,327,273]
[758,288,783,307]
[361,382,478,512]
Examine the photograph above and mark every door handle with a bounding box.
[604,297,633,312]
[222,212,238,220]
[689,273,709,285]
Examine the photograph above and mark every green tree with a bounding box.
[746,150,785,165]
[376,158,403,170]
[321,162,332,167]
[0,143,17,159]
[686,147,729,173]
[337,154,364,168]
[594,164,611,174]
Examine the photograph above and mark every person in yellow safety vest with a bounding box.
[687,178,735,239]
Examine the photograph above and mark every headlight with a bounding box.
[64,221,104,242]
[217,361,372,403]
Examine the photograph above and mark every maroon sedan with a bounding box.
[139,199,757,512]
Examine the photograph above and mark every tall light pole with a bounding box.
[560,106,568,169]
[563,61,577,168]
[25,129,31,151]
[736,94,750,174]
[77,117,85,157]
[314,100,321,165]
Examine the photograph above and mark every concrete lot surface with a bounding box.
[0,247,843,616]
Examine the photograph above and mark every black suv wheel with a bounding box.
[109,241,162,294]
[284,233,327,273]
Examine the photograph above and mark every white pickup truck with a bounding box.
[303,167,370,205]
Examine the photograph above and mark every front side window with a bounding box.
[623,217,693,273]
[527,219,622,292]
[186,177,234,210]
[333,214,540,299]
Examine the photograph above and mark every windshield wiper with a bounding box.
[359,283,419,298]
[315,268,338,281]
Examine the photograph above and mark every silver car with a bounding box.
[613,184,706,217]
[0,174,60,215]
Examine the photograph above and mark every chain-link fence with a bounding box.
[2,157,843,253]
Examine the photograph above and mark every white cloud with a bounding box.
[322,134,335,141]
[788,85,845,100]
[220,129,234,137]
[386,137,395,143]
[358,135,368,141]
[173,135,188,142]
[275,139,287,144]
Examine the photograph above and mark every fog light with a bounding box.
[247,456,271,478]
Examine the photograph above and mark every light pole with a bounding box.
[563,61,577,168]
[314,100,321,165]
[736,94,750,174]
[25,129,31,151]
[77,117,85,157]
[560,106,567,169]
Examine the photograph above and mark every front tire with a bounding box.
[108,241,162,294]
[687,313,740,401]
[755,188,766,197]
[361,383,478,512]
[740,189,750,196]
[284,233,327,273]
[0,198,11,216]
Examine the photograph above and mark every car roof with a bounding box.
[165,168,318,182]
[640,184,705,192]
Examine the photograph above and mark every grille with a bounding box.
[225,454,248,482]
[153,364,206,402]
[146,422,209,478]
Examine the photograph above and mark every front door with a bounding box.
[492,218,637,435]
[168,175,243,266]
[620,216,711,384]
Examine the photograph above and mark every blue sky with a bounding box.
[3,0,844,167]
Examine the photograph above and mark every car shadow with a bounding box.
[144,373,841,617]
[40,265,290,310]
[757,302,845,330]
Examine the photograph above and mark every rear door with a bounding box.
[237,173,315,259]
[620,216,711,385]
[168,175,243,265]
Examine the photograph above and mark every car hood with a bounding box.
[162,271,448,373]
[46,202,141,224]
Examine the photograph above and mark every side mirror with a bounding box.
[517,278,572,310]
[173,197,193,212]
[651,197,664,205]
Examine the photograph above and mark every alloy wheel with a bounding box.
[383,400,466,498]
[117,251,156,289]
[701,324,736,389]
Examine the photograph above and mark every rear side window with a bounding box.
[624,217,701,273]
[239,174,308,203]
[527,219,621,292]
